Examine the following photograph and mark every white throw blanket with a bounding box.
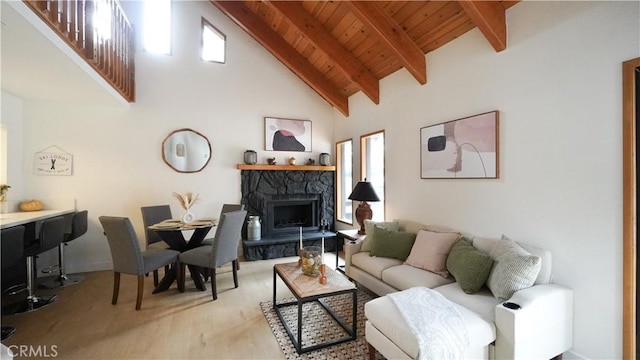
[389,287,469,360]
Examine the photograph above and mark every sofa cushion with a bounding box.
[369,226,416,261]
[513,236,553,285]
[474,235,553,285]
[446,238,494,294]
[365,294,496,359]
[486,237,542,301]
[352,252,402,279]
[381,264,454,291]
[361,220,400,252]
[434,283,502,323]
[404,229,460,277]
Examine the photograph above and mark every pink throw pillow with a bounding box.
[404,229,461,278]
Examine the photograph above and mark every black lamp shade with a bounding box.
[348,181,380,202]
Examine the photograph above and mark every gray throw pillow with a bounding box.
[486,237,542,301]
[360,220,400,252]
[446,238,494,294]
[369,226,416,261]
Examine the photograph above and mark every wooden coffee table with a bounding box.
[273,262,357,354]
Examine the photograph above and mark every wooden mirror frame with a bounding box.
[161,128,212,173]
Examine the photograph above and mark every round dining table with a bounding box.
[147,219,216,293]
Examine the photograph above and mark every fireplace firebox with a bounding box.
[266,195,319,236]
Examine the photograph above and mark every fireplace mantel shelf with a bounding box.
[237,164,335,171]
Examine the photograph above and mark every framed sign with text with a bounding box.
[33,145,73,175]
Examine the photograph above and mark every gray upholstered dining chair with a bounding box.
[179,210,247,300]
[99,216,180,310]
[201,203,244,246]
[141,205,173,286]
[202,203,245,275]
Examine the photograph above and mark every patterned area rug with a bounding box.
[260,289,385,360]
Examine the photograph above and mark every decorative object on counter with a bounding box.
[289,156,296,165]
[420,110,499,179]
[33,145,73,176]
[264,117,312,152]
[19,199,44,212]
[267,157,277,165]
[162,128,211,173]
[247,216,261,241]
[348,178,380,234]
[306,158,315,165]
[0,184,10,202]
[319,153,331,166]
[243,150,257,165]
[300,246,321,276]
[172,191,199,224]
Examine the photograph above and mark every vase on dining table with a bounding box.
[181,210,195,224]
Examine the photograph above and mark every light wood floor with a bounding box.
[1,254,343,359]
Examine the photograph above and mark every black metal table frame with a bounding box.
[152,226,212,293]
[272,267,357,354]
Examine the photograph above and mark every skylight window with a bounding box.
[201,18,225,63]
[143,0,171,54]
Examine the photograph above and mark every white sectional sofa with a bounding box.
[343,219,573,360]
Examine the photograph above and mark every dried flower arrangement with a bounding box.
[172,191,199,210]
[0,184,10,202]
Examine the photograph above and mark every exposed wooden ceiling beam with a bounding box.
[457,1,507,52]
[345,1,426,85]
[211,1,349,116]
[266,1,380,105]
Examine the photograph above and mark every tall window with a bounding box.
[143,0,171,54]
[361,131,385,221]
[202,18,226,63]
[336,139,353,224]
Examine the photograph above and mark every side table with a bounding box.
[335,229,365,273]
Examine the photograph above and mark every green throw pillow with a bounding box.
[361,220,399,252]
[446,238,494,294]
[369,226,416,261]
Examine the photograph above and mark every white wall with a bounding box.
[334,1,639,358]
[10,1,334,273]
[4,0,638,358]
[0,92,25,200]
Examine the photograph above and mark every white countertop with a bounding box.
[0,208,76,229]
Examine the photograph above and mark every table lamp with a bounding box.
[348,179,380,235]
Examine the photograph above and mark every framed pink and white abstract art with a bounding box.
[420,111,499,179]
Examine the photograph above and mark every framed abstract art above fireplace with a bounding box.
[264,117,312,152]
[420,111,499,179]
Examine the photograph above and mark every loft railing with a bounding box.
[23,0,135,102]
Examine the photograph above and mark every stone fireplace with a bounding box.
[240,169,336,260]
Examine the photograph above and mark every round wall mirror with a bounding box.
[162,128,211,173]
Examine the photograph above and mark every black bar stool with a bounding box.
[40,210,88,288]
[14,216,65,313]
[1,225,25,340]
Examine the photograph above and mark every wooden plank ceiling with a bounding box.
[212,1,519,116]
